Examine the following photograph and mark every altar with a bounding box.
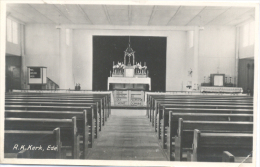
[107,38,151,106]
[107,77,151,91]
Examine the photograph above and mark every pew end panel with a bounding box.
[191,130,253,162]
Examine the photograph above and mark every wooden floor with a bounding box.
[87,109,167,161]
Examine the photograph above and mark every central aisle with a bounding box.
[87,109,167,161]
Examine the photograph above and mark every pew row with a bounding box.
[159,108,253,149]
[5,128,62,159]
[188,130,253,162]
[5,117,80,159]
[171,118,253,161]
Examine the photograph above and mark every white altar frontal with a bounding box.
[107,39,151,107]
[107,77,151,91]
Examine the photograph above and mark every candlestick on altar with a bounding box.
[144,62,146,66]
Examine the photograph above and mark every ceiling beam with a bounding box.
[166,6,182,26]
[147,6,156,25]
[205,7,231,25]
[102,5,112,25]
[56,24,204,31]
[77,4,93,24]
[53,4,74,24]
[185,7,207,26]
[224,8,254,26]
[235,17,254,27]
[28,4,55,24]
[128,5,132,26]
[7,7,34,24]
[7,15,26,25]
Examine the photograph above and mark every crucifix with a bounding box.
[124,37,135,66]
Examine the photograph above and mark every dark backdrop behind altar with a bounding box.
[93,36,166,91]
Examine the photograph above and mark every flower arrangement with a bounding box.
[113,62,125,69]
[134,63,148,75]
[112,62,125,75]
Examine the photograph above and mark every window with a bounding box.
[6,18,18,44]
[242,21,255,47]
[188,31,194,48]
[249,21,255,45]
[66,29,70,46]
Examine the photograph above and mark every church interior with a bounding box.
[3,2,257,164]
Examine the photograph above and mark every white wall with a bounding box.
[6,21,21,56]
[24,24,60,88]
[23,24,237,91]
[238,21,255,59]
[73,29,187,91]
[198,26,236,84]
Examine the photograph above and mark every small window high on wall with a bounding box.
[6,18,18,44]
[188,31,194,48]
[242,21,255,47]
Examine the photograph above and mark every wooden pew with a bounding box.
[6,98,107,124]
[5,105,96,150]
[172,117,253,161]
[147,97,252,119]
[188,130,253,162]
[152,102,253,133]
[5,117,80,159]
[5,100,104,132]
[147,95,253,117]
[222,151,252,163]
[147,95,252,117]
[5,93,111,121]
[5,109,91,159]
[149,96,252,121]
[5,128,62,159]
[152,101,253,128]
[159,108,253,148]
[5,96,109,124]
[5,104,98,141]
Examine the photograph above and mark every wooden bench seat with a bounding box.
[159,108,253,147]
[147,95,253,113]
[188,130,253,162]
[222,151,252,163]
[5,105,98,143]
[159,111,253,147]
[152,103,253,129]
[5,117,79,159]
[5,97,109,123]
[5,128,62,159]
[5,100,104,130]
[152,99,253,129]
[6,93,111,119]
[147,95,252,116]
[5,109,91,159]
[172,117,253,161]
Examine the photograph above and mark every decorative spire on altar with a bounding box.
[124,36,135,66]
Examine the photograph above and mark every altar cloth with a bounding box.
[108,77,151,91]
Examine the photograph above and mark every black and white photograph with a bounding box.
[0,0,259,166]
